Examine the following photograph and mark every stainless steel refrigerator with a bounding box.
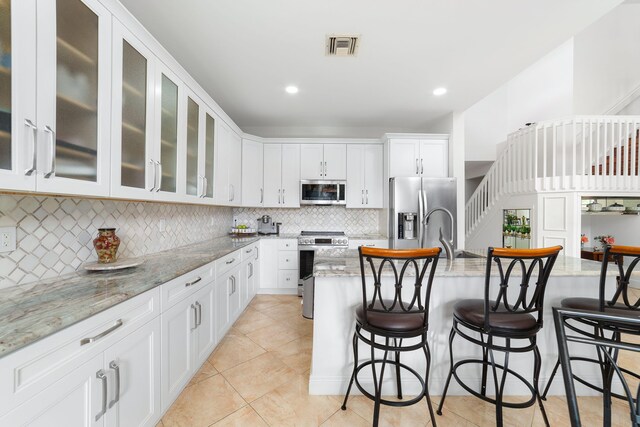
[389,177,457,252]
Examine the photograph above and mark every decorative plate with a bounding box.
[83,258,144,271]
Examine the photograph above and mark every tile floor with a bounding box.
[158,295,638,427]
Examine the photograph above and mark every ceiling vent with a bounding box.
[326,35,360,57]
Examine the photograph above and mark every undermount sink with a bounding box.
[454,251,484,259]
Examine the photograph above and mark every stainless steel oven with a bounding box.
[300,180,346,205]
[298,231,349,318]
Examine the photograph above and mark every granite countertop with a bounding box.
[313,249,610,278]
[347,234,387,240]
[0,234,267,358]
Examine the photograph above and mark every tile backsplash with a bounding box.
[0,194,233,289]
[233,206,381,235]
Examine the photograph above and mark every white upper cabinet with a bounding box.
[281,144,300,207]
[241,138,263,207]
[0,0,37,192]
[36,0,112,196]
[263,144,300,208]
[300,144,346,180]
[0,0,111,196]
[110,20,156,200]
[213,121,241,206]
[388,137,448,178]
[201,111,216,202]
[346,144,383,208]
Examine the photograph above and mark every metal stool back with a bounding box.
[341,246,442,427]
[554,307,640,427]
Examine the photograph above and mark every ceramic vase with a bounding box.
[93,228,121,263]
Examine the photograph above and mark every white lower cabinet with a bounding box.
[215,264,241,339]
[259,239,299,292]
[0,290,160,425]
[160,275,216,411]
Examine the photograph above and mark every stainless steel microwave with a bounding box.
[300,180,346,205]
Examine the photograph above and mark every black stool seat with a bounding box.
[453,299,539,335]
[356,300,425,333]
[561,297,631,317]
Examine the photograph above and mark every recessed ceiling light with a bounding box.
[433,87,447,96]
[285,86,299,94]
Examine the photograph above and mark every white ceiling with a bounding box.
[119,0,622,138]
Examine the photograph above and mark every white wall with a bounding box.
[465,87,508,161]
[464,40,575,162]
[573,2,640,114]
[506,39,575,132]
[581,214,640,247]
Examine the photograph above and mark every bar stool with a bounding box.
[437,246,563,427]
[553,306,640,427]
[542,245,640,425]
[341,246,442,427]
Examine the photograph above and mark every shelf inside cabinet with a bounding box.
[56,139,97,160]
[57,37,95,65]
[122,121,145,136]
[123,81,144,99]
[121,161,145,172]
[0,66,9,76]
[57,94,96,113]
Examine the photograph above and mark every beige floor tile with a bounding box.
[251,372,342,427]
[259,302,303,322]
[532,395,631,427]
[162,375,246,427]
[212,405,269,426]
[320,408,369,427]
[222,352,297,402]
[272,336,313,373]
[187,360,218,387]
[233,308,281,334]
[250,296,286,312]
[245,321,304,351]
[155,422,164,427]
[209,333,266,372]
[433,395,533,427]
[345,395,432,427]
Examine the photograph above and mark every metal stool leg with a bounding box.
[373,341,390,427]
[541,358,560,400]
[533,341,550,427]
[423,344,438,427]
[480,334,489,396]
[395,338,403,400]
[341,330,359,410]
[487,342,503,427]
[437,326,457,416]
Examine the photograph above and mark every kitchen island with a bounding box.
[309,250,610,397]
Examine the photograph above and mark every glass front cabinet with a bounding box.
[0,0,110,196]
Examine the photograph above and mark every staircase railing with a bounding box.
[465,116,640,236]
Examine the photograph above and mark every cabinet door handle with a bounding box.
[319,161,323,177]
[231,184,235,201]
[324,161,327,177]
[149,160,157,192]
[96,370,108,421]
[81,319,124,345]
[415,158,419,175]
[108,360,120,408]
[226,258,235,265]
[185,276,202,287]
[249,262,253,278]
[421,159,424,174]
[155,161,162,192]
[43,125,55,178]
[366,189,369,205]
[278,189,281,204]
[260,188,263,204]
[195,301,202,327]
[24,119,37,175]
[282,188,285,204]
[256,247,259,259]
[361,189,364,205]
[191,304,198,329]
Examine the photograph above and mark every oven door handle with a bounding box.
[299,244,348,251]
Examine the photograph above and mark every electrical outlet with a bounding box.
[0,227,17,253]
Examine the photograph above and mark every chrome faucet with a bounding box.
[424,207,455,262]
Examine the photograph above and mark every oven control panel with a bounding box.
[298,236,349,247]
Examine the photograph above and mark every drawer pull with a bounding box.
[96,370,108,421]
[185,277,202,287]
[245,249,252,253]
[108,360,120,408]
[226,258,235,265]
[81,319,123,346]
